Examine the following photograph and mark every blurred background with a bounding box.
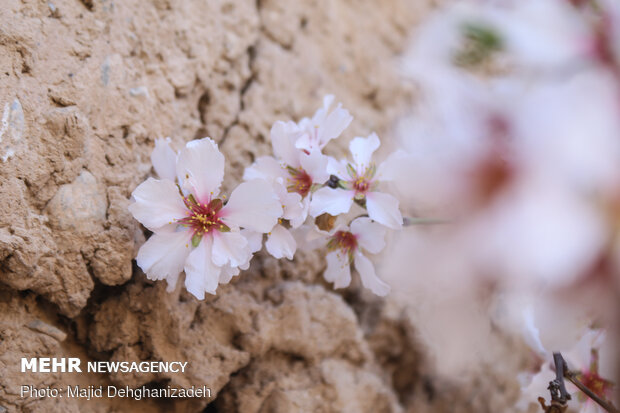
[384,1,620,411]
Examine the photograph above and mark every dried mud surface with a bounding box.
[0,1,518,412]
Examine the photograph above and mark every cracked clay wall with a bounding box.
[0,0,499,412]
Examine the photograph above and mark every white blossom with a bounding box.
[129,137,282,299]
[321,217,390,296]
[310,133,403,229]
[293,94,353,152]
[243,114,334,259]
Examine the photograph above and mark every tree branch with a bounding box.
[552,352,620,413]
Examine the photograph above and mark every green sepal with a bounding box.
[454,22,503,67]
[187,193,198,206]
[287,166,301,176]
[209,198,224,211]
[346,163,357,179]
[219,224,231,232]
[191,233,202,247]
[463,23,502,51]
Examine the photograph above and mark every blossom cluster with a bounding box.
[129,96,403,299]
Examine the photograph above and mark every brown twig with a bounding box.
[552,353,572,404]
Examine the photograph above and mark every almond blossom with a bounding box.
[309,133,403,229]
[320,217,390,296]
[293,94,353,152]
[243,119,332,259]
[129,137,282,299]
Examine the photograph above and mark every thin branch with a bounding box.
[403,217,452,226]
[552,352,619,413]
[564,369,620,413]
[551,353,571,404]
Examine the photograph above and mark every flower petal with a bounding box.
[184,236,220,299]
[349,133,380,171]
[291,196,310,228]
[129,178,187,231]
[266,224,297,260]
[212,231,251,268]
[165,270,180,292]
[309,187,354,217]
[296,95,353,151]
[313,95,334,125]
[219,265,240,284]
[319,101,353,146]
[300,149,330,184]
[243,156,287,183]
[271,120,302,167]
[241,229,264,253]
[151,137,177,181]
[327,156,349,179]
[354,251,390,296]
[350,217,387,254]
[365,191,403,229]
[324,251,351,289]
[376,150,410,182]
[176,137,224,202]
[136,228,192,282]
[279,188,304,225]
[221,180,283,233]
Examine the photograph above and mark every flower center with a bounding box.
[345,163,377,198]
[287,166,313,197]
[579,371,613,400]
[327,230,358,262]
[577,349,614,401]
[353,176,370,193]
[177,195,228,238]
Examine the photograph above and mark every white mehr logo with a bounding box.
[21,358,82,373]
